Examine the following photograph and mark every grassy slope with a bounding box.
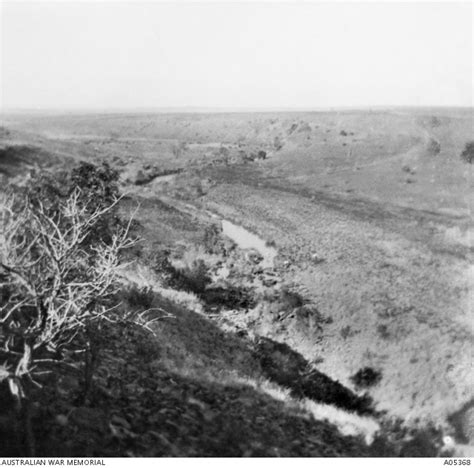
[0,287,384,457]
[203,181,471,423]
[0,108,472,455]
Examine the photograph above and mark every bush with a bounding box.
[0,187,133,383]
[125,285,155,310]
[280,288,305,309]
[0,166,134,454]
[167,255,212,295]
[26,161,121,246]
[351,367,382,389]
[255,337,375,415]
[273,136,283,151]
[427,138,441,156]
[460,141,474,164]
[177,259,211,294]
[203,224,224,255]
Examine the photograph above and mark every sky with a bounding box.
[1,1,472,110]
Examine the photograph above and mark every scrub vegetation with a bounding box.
[0,108,472,456]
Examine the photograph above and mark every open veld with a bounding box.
[0,107,472,456]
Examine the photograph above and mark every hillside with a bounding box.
[0,108,472,456]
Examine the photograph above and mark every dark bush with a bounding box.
[351,367,382,389]
[299,369,374,415]
[166,259,212,295]
[370,420,442,457]
[201,285,255,310]
[255,337,375,415]
[280,288,305,309]
[460,141,474,164]
[254,337,309,387]
[26,161,121,246]
[340,325,353,339]
[399,425,443,457]
[125,286,155,310]
[203,224,224,255]
[70,161,119,209]
[427,138,441,156]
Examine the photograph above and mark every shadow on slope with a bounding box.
[0,287,443,457]
[0,144,64,178]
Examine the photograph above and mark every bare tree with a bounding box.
[0,187,134,454]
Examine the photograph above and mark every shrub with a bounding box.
[0,187,133,382]
[265,239,277,248]
[255,337,375,415]
[273,136,283,151]
[255,336,308,386]
[178,259,211,294]
[26,161,121,246]
[202,284,255,310]
[426,138,441,156]
[0,169,134,454]
[460,141,474,164]
[340,325,353,339]
[203,224,224,255]
[299,369,374,415]
[351,367,382,389]
[167,252,212,295]
[280,288,305,309]
[125,285,155,310]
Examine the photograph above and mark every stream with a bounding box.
[221,219,277,268]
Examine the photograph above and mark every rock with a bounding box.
[310,253,325,264]
[262,277,278,287]
[246,250,264,264]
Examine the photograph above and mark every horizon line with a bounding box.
[2,104,472,115]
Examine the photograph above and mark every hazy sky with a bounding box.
[1,1,472,110]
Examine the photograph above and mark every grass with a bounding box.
[2,108,471,455]
[0,278,390,456]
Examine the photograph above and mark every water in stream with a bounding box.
[221,219,277,268]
